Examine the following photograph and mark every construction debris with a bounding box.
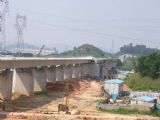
[71,110,80,115]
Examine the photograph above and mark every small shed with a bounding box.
[104,79,124,96]
[118,71,134,79]
[131,96,156,105]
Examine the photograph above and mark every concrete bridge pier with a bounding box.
[46,66,56,83]
[0,70,13,100]
[12,68,34,96]
[72,64,80,79]
[64,65,72,79]
[81,63,91,77]
[89,63,100,78]
[81,63,100,78]
[33,67,47,92]
[78,64,83,78]
[56,65,64,81]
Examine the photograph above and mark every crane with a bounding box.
[37,45,45,57]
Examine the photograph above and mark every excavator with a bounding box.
[58,94,70,113]
[58,81,70,114]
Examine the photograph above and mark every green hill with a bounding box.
[58,44,111,58]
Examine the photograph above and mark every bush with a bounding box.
[101,108,142,115]
[149,110,160,117]
[100,108,160,117]
[135,52,160,79]
[124,73,160,91]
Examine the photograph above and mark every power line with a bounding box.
[6,12,160,49]
[29,19,160,45]
[10,8,160,33]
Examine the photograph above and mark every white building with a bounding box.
[131,96,156,105]
[118,54,135,62]
[104,79,124,95]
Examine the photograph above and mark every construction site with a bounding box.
[0,76,159,120]
[0,0,160,120]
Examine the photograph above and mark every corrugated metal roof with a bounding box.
[104,79,124,84]
[133,96,156,102]
[122,71,130,76]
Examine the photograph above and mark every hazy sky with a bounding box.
[4,0,160,52]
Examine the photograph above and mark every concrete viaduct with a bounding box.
[0,56,118,100]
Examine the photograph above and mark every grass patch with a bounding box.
[100,108,160,117]
[34,91,52,97]
[148,110,160,117]
[124,73,160,91]
[34,91,48,95]
[12,94,29,108]
[101,108,144,115]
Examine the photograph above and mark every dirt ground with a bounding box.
[0,79,159,120]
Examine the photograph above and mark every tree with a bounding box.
[122,57,136,71]
[119,43,159,56]
[135,52,160,79]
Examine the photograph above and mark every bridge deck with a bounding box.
[0,57,95,69]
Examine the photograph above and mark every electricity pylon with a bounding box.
[0,0,9,52]
[15,14,26,55]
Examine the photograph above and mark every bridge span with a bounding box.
[0,57,95,69]
[0,57,119,100]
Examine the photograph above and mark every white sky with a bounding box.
[3,0,160,52]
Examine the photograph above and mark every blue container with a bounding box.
[111,94,118,101]
[156,103,160,110]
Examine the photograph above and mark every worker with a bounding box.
[151,99,158,112]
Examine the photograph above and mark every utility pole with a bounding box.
[15,14,26,56]
[111,39,114,54]
[0,0,9,52]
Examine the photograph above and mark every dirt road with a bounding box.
[0,112,159,120]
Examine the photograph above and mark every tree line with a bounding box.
[119,43,159,56]
[135,52,160,79]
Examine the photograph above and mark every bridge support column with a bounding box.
[72,64,80,79]
[76,64,82,78]
[0,70,13,100]
[64,65,72,79]
[13,68,34,96]
[33,67,47,92]
[46,66,56,83]
[56,65,64,81]
[90,63,100,78]
[81,63,100,78]
[81,63,90,77]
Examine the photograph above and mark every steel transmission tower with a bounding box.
[15,14,26,54]
[0,0,9,52]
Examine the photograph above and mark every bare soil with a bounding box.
[0,79,159,120]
